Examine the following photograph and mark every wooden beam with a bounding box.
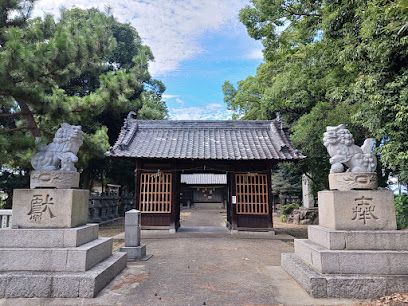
[229,171,238,230]
[134,160,141,210]
[141,158,277,172]
[267,169,273,229]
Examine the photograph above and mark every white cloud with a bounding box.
[174,97,184,105]
[163,94,185,106]
[32,0,248,76]
[247,48,264,60]
[162,94,179,101]
[169,103,232,120]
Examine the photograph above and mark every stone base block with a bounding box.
[308,225,408,250]
[0,252,127,298]
[281,253,408,299]
[120,244,146,260]
[30,171,80,189]
[0,238,112,272]
[0,224,98,248]
[294,239,408,275]
[329,172,378,191]
[318,190,397,230]
[12,189,89,228]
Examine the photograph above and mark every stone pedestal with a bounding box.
[12,189,89,228]
[30,171,80,189]
[318,190,397,230]
[281,187,408,298]
[121,244,146,260]
[329,172,378,191]
[0,189,127,298]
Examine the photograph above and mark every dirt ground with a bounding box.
[272,216,309,239]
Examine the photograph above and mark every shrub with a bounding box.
[279,203,301,222]
[395,195,408,229]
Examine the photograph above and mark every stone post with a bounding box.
[125,209,141,247]
[302,174,315,208]
[120,209,148,260]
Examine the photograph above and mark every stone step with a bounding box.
[0,224,99,248]
[0,251,127,298]
[308,225,408,250]
[294,239,408,275]
[281,252,408,299]
[0,237,112,272]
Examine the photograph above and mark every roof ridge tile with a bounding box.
[107,119,305,161]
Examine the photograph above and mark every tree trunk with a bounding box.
[16,100,41,138]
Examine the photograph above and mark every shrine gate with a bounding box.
[108,117,304,231]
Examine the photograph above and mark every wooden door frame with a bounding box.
[133,158,275,231]
[231,171,273,231]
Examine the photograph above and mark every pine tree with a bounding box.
[0,3,167,193]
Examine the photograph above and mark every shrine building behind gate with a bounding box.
[108,118,304,231]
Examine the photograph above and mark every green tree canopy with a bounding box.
[0,2,167,194]
[225,0,408,190]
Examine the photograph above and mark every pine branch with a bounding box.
[282,6,321,18]
[1,86,41,138]
[0,112,22,118]
[0,126,29,133]
[14,99,41,138]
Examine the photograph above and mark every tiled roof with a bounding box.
[107,117,305,161]
[181,174,227,185]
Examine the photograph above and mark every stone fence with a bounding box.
[88,192,134,223]
[0,210,12,228]
[0,193,134,228]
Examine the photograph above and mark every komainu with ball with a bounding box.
[31,123,84,172]
[323,124,377,173]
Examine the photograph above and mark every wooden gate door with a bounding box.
[139,172,173,228]
[234,173,272,229]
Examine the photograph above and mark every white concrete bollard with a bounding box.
[120,209,149,260]
[124,209,141,247]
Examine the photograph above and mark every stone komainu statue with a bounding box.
[323,124,377,173]
[31,123,84,172]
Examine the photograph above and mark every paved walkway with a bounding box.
[179,206,228,234]
[180,206,226,226]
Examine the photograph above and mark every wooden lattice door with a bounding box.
[235,173,269,215]
[139,172,172,213]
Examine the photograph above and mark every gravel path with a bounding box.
[1,236,363,306]
[0,212,381,305]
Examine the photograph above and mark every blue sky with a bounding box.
[162,25,263,119]
[33,0,263,120]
